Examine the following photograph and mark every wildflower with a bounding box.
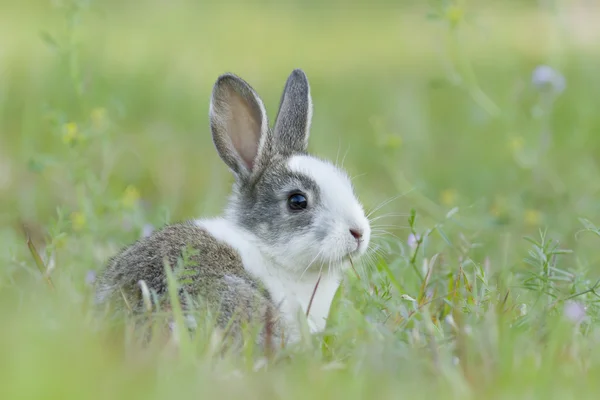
[531,65,566,94]
[564,301,586,324]
[62,122,79,145]
[445,5,464,28]
[440,189,457,206]
[70,211,86,231]
[141,223,155,238]
[407,233,420,249]
[90,107,107,130]
[121,185,140,209]
[85,270,96,286]
[524,209,542,227]
[382,135,402,150]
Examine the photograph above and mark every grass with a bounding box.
[2,0,600,398]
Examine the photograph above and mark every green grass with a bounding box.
[3,0,600,398]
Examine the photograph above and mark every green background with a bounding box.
[2,1,600,398]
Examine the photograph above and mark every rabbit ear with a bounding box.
[273,69,312,155]
[210,73,269,179]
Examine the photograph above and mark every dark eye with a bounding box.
[287,193,308,211]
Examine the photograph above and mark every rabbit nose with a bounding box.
[349,228,363,241]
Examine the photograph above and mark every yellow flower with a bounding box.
[383,135,402,150]
[71,211,86,231]
[121,185,140,209]
[62,122,79,145]
[445,5,464,27]
[440,189,457,206]
[490,204,500,217]
[90,107,107,130]
[524,209,542,226]
[509,136,524,152]
[54,235,67,249]
[490,196,507,217]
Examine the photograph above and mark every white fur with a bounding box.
[288,154,371,258]
[195,155,370,343]
[250,155,370,278]
[304,85,313,148]
[196,218,339,340]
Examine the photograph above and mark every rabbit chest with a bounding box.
[196,218,341,340]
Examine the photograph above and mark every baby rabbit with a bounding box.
[95,69,371,348]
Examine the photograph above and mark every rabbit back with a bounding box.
[94,220,284,345]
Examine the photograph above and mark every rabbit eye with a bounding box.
[287,193,308,211]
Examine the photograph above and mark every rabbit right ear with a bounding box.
[272,69,312,155]
[209,73,269,180]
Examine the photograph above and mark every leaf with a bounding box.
[325,282,344,330]
[379,258,407,295]
[408,208,417,229]
[322,285,342,357]
[577,218,600,239]
[436,226,453,247]
[445,206,459,219]
[25,234,54,290]
[549,249,573,255]
[523,236,541,247]
[579,218,598,231]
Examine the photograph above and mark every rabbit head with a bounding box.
[209,69,370,276]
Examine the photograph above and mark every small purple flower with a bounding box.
[407,233,420,249]
[141,223,155,238]
[85,270,96,286]
[532,65,566,94]
[564,300,586,324]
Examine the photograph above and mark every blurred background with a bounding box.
[1,0,600,265]
[2,2,600,397]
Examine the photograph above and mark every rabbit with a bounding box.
[94,69,371,349]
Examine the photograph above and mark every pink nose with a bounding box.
[349,228,363,241]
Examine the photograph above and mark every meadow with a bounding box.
[2,0,600,398]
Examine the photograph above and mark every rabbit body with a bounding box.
[95,69,371,347]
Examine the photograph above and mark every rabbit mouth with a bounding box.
[351,239,368,258]
[348,249,363,261]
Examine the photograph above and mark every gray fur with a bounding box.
[213,70,321,246]
[227,158,321,245]
[273,69,312,155]
[210,73,269,180]
[95,69,323,349]
[95,221,284,347]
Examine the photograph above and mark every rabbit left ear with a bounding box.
[272,69,313,155]
[209,73,270,180]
